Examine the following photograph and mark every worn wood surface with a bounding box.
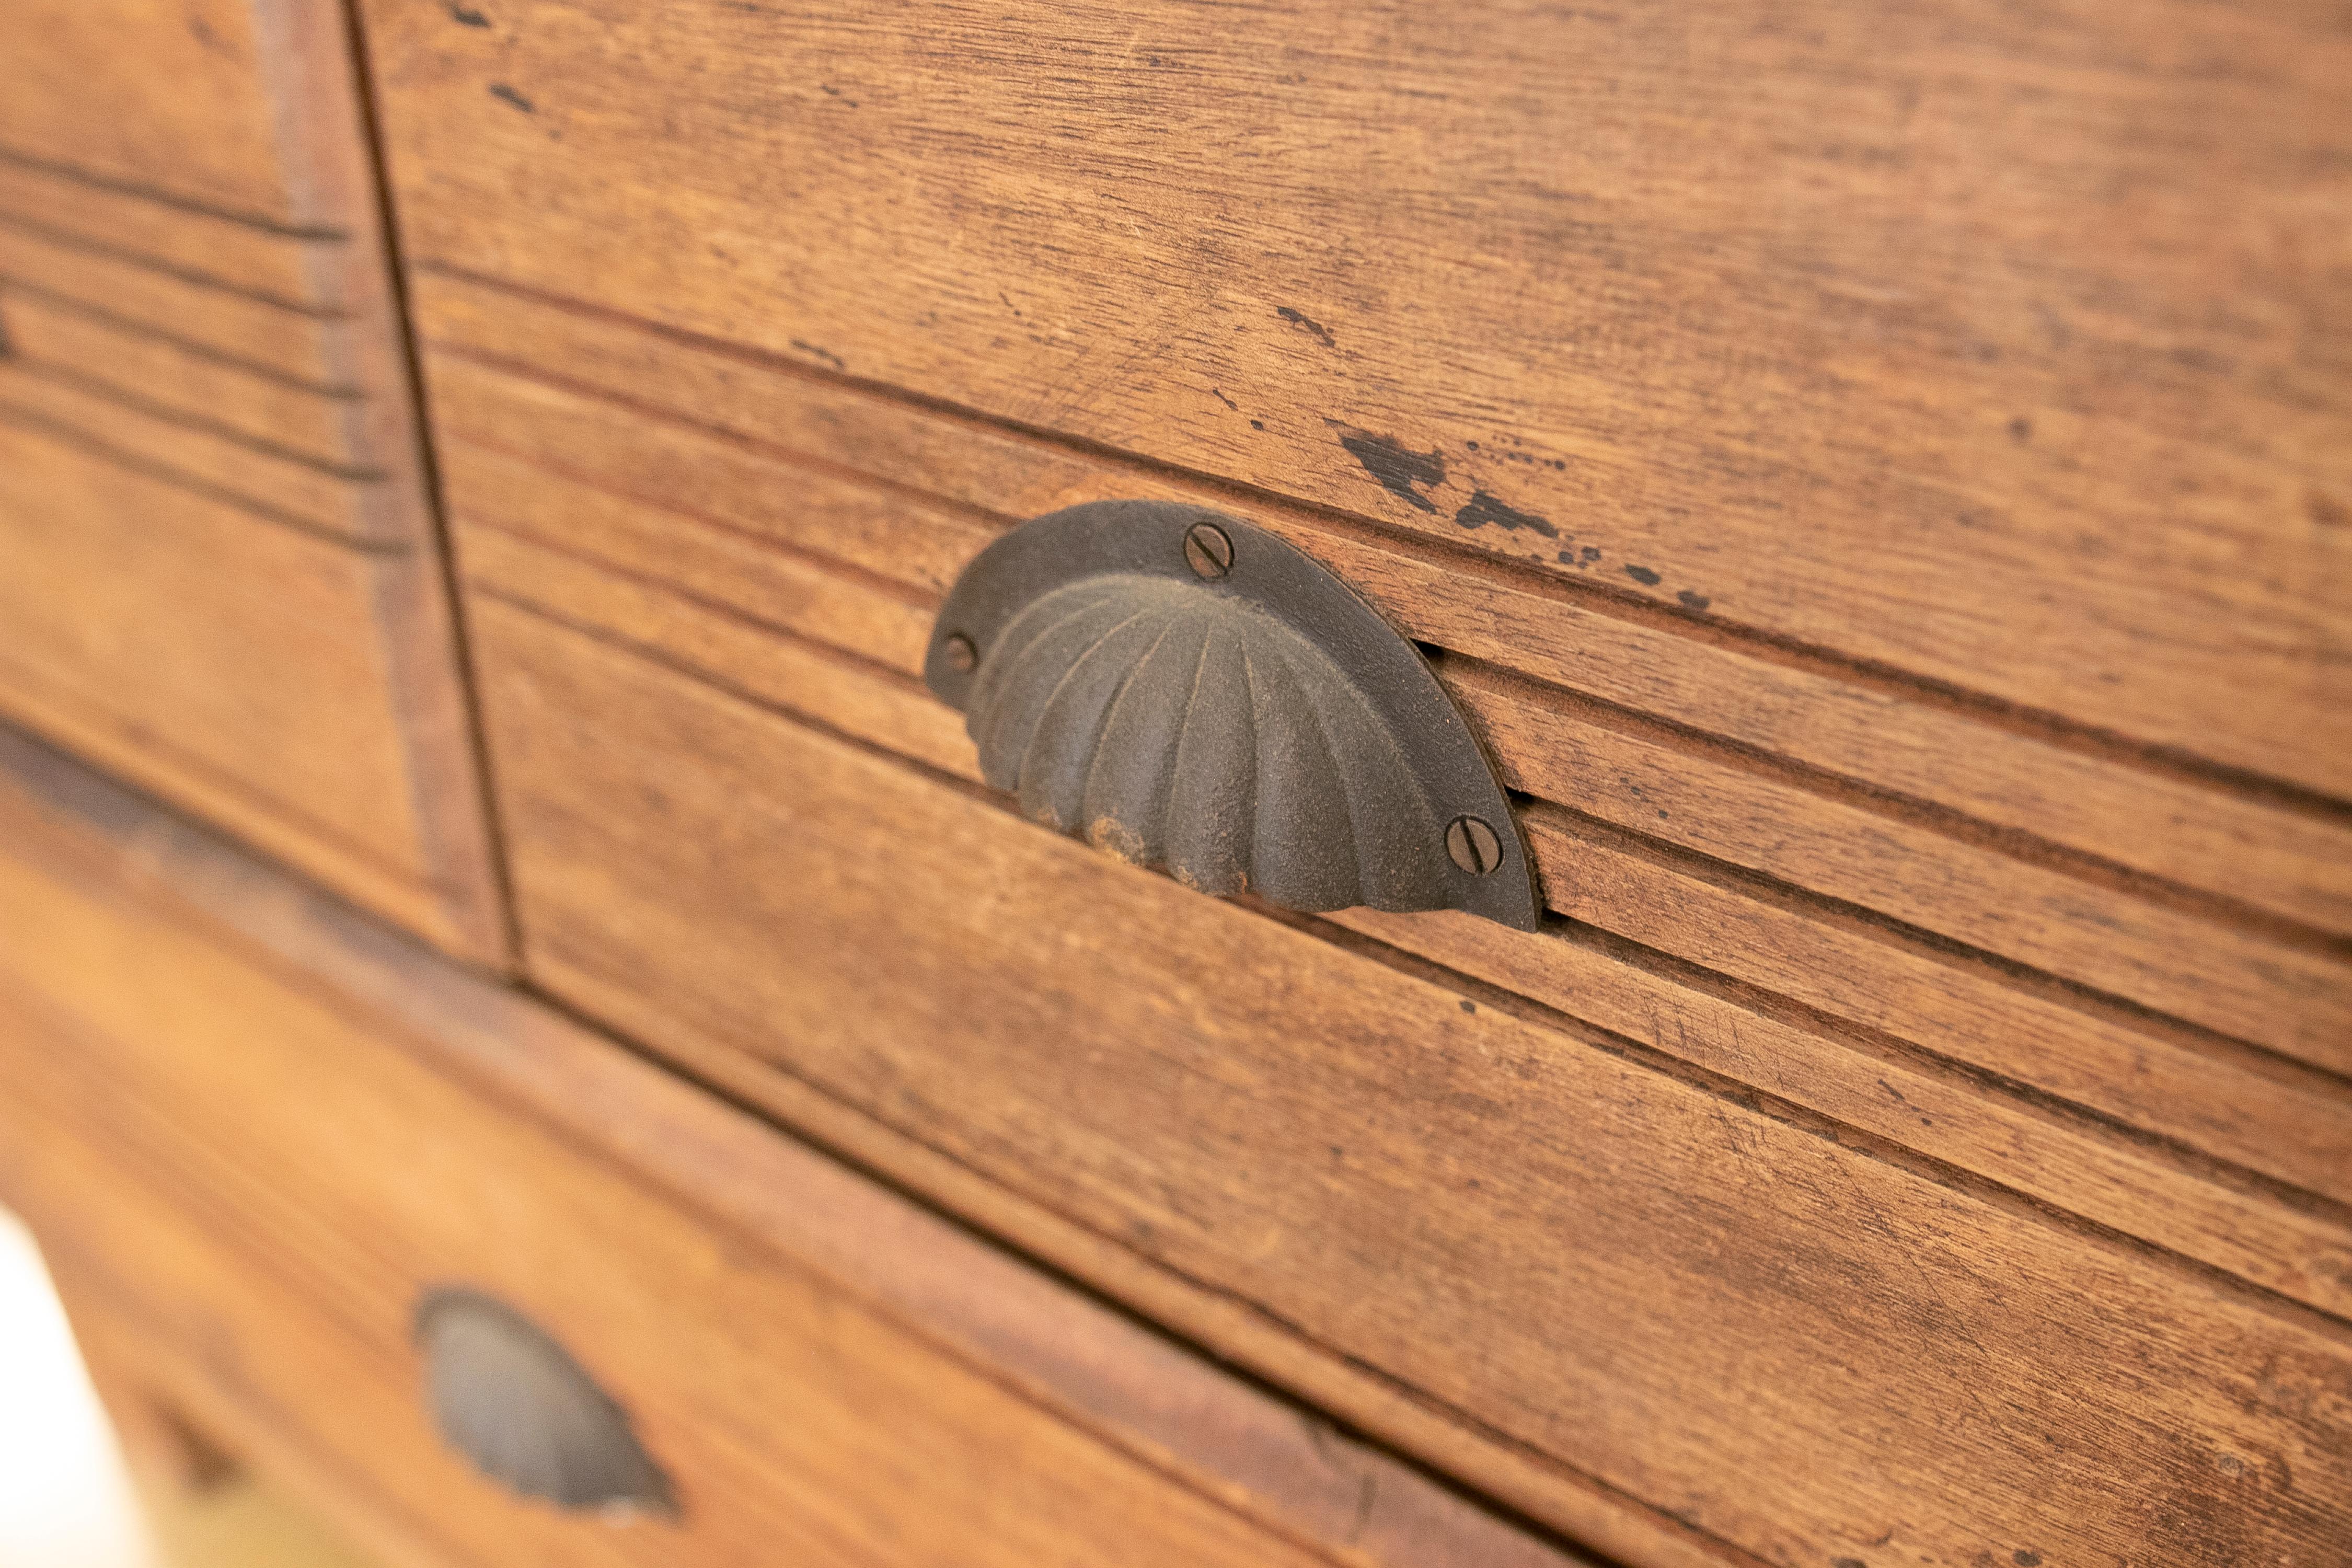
[423,573,2352,1567]
[0,0,506,958]
[0,720,1580,1568]
[0,358,363,536]
[0,419,503,957]
[415,297,2352,1120]
[409,272,2352,944]
[364,0,2352,797]
[0,164,330,311]
[0,1,295,226]
[0,220,346,386]
[0,287,371,471]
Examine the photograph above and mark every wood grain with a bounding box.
[422,339,2352,1096]
[0,220,345,386]
[0,0,296,227]
[0,165,329,314]
[0,357,364,538]
[408,275,2352,943]
[0,720,1582,1568]
[1,287,373,472]
[453,522,2352,1307]
[0,419,504,958]
[363,0,2352,795]
[435,580,2352,1568]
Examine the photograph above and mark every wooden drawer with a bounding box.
[0,1,504,959]
[0,722,1564,1568]
[348,6,2352,1565]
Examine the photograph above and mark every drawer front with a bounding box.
[0,421,499,957]
[353,6,2352,1561]
[0,1,504,959]
[0,725,1562,1568]
[360,0,2351,797]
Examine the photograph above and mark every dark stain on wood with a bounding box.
[1624,563,1661,586]
[448,2,491,26]
[790,339,847,372]
[1275,307,1335,348]
[489,83,535,112]
[1453,489,1557,538]
[1335,429,1445,514]
[1677,589,1711,612]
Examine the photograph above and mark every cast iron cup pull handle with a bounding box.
[924,500,1540,930]
[414,1287,676,1518]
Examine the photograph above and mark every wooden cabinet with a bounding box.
[3,2,2348,1565]
[0,725,1563,1568]
[0,0,502,958]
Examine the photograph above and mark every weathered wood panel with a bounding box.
[446,585,2352,1568]
[0,420,502,956]
[0,722,1576,1568]
[364,0,2352,794]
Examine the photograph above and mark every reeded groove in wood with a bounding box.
[446,428,952,611]
[445,420,2343,1085]
[0,400,397,552]
[458,513,936,697]
[0,210,333,317]
[1438,647,2352,964]
[463,579,2352,1340]
[1296,905,2352,1346]
[6,358,383,482]
[414,262,2352,827]
[0,143,350,242]
[0,280,360,396]
[1546,912,2352,1233]
[1522,797,2352,1099]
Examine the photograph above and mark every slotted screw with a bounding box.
[1183,522,1235,579]
[1446,815,1503,876]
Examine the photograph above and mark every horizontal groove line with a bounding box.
[456,518,932,693]
[0,144,349,241]
[410,259,2352,828]
[469,581,2352,1347]
[0,209,337,316]
[427,338,1021,536]
[0,676,454,910]
[0,398,397,552]
[1,277,362,396]
[445,442,2351,1079]
[11,360,387,483]
[0,762,1620,1568]
[1545,912,2352,1228]
[1435,648,2352,961]
[443,426,948,610]
[1526,800,2352,1099]
[1294,906,2352,1344]
[459,493,2347,1101]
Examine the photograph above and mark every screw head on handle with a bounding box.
[1183,522,1235,579]
[1445,814,1503,876]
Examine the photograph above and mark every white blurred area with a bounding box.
[0,1208,156,1568]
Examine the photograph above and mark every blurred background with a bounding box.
[0,1209,371,1568]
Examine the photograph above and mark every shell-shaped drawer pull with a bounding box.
[925,499,1540,930]
[413,1287,675,1518]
